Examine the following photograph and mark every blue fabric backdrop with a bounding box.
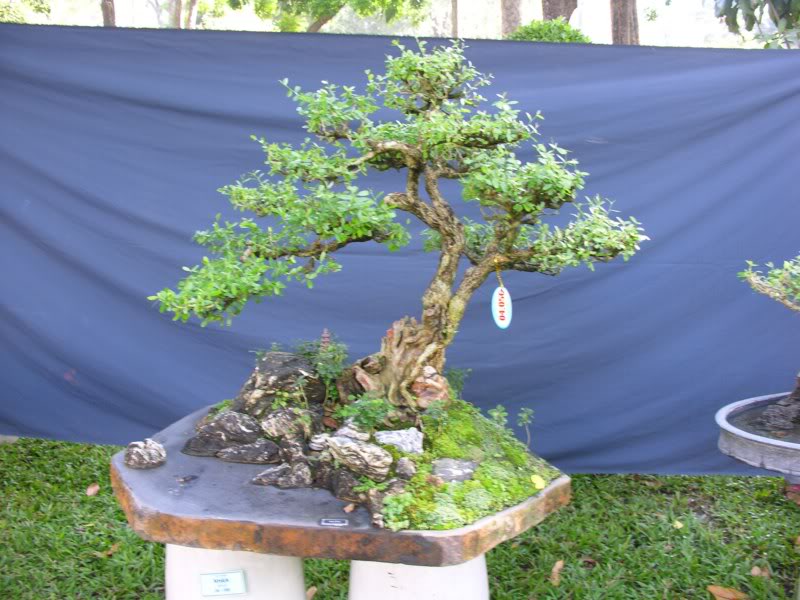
[1,24,798,474]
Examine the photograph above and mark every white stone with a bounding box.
[375,427,424,455]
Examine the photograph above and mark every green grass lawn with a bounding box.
[1,439,799,599]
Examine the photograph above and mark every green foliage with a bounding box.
[740,255,800,312]
[0,0,49,23]
[227,0,427,31]
[506,17,591,44]
[209,398,234,415]
[715,0,800,48]
[392,399,561,530]
[334,393,392,431]
[443,367,471,398]
[295,334,349,402]
[488,404,508,428]
[152,40,645,332]
[381,491,414,531]
[423,399,449,434]
[352,477,389,493]
[517,406,533,447]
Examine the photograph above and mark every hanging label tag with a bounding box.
[491,286,512,329]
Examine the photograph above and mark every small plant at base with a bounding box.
[444,367,472,399]
[335,394,393,431]
[353,478,390,494]
[424,399,450,435]
[382,492,414,531]
[295,333,349,403]
[516,407,534,448]
[488,405,508,428]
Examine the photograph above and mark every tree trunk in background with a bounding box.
[183,0,198,29]
[451,0,458,37]
[542,0,577,20]
[169,0,183,28]
[501,0,521,37]
[611,0,639,44]
[307,12,337,32]
[101,0,116,27]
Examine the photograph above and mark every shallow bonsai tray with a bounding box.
[716,392,800,478]
[111,406,572,567]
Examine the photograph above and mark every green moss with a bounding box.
[210,398,233,414]
[389,399,563,531]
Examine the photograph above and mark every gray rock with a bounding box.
[216,439,280,464]
[308,433,331,451]
[760,397,800,431]
[432,458,478,482]
[312,460,335,490]
[331,468,364,503]
[327,436,393,481]
[260,408,313,441]
[375,427,424,454]
[396,457,417,480]
[124,438,166,469]
[251,463,291,486]
[277,462,313,489]
[334,418,371,442]
[182,411,262,457]
[232,352,327,418]
[279,438,307,464]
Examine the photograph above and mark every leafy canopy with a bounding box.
[151,40,646,325]
[227,0,426,31]
[740,255,800,312]
[506,17,591,44]
[715,0,800,47]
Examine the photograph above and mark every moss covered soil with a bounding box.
[376,399,562,531]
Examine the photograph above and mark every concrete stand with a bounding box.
[348,554,490,600]
[166,544,306,600]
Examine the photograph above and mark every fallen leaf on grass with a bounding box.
[530,475,546,490]
[91,543,120,559]
[85,483,100,496]
[707,584,749,599]
[580,557,597,569]
[306,586,318,599]
[672,520,684,529]
[343,504,356,513]
[549,560,565,586]
[750,566,770,578]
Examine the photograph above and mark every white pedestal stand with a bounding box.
[165,544,306,600]
[348,554,490,600]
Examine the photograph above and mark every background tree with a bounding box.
[227,0,427,32]
[151,41,646,415]
[0,0,49,23]
[506,16,590,43]
[100,0,115,27]
[500,0,521,37]
[611,0,639,44]
[542,0,577,21]
[716,0,800,47]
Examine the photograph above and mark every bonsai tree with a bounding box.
[740,255,800,428]
[151,40,645,419]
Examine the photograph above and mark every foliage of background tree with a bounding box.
[506,16,590,43]
[227,0,427,32]
[715,0,800,47]
[151,40,646,413]
[0,0,49,23]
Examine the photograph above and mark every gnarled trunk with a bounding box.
[760,373,800,430]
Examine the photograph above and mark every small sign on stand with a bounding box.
[200,570,247,596]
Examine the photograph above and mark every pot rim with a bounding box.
[715,392,800,450]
